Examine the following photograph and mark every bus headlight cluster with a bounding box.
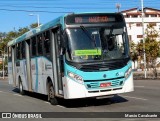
[67,71,84,84]
[125,67,132,79]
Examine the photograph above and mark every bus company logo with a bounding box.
[103,74,107,78]
[2,113,11,118]
[45,64,52,70]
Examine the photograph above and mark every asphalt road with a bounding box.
[0,78,160,121]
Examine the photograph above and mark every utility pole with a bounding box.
[141,0,147,78]
[29,14,40,27]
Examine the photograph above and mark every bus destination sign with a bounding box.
[65,14,120,24]
[75,16,108,23]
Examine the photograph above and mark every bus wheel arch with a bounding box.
[18,76,25,95]
[46,77,58,105]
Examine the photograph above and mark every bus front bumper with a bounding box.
[63,74,134,99]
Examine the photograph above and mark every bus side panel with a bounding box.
[8,62,13,85]
[11,47,16,87]
[40,58,54,95]
[31,58,39,93]
[31,57,53,95]
[18,60,28,91]
[16,61,21,87]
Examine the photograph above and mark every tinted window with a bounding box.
[37,34,43,55]
[16,43,21,60]
[44,31,50,54]
[31,37,37,56]
[21,41,25,59]
[8,47,12,62]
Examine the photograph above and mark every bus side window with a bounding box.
[21,41,25,59]
[44,31,50,55]
[31,37,37,57]
[16,43,21,60]
[37,34,43,55]
[8,46,12,62]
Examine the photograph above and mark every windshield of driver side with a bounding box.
[66,27,128,63]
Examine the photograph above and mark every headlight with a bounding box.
[125,67,132,79]
[67,71,84,84]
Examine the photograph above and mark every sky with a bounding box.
[0,0,159,32]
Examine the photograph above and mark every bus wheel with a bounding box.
[48,82,58,105]
[19,81,25,95]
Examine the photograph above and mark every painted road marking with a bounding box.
[44,102,50,104]
[44,101,66,108]
[135,86,145,88]
[0,91,10,94]
[57,105,65,108]
[0,90,22,97]
[121,95,148,101]
[13,94,22,97]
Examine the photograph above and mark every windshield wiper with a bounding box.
[80,25,97,48]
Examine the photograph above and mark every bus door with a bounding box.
[25,39,33,91]
[51,27,64,96]
[11,46,16,87]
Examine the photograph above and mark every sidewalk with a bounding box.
[133,70,160,80]
[0,77,8,81]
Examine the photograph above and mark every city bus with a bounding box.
[8,12,134,105]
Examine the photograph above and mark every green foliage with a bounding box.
[130,40,139,69]
[0,24,34,51]
[137,25,159,59]
[130,40,138,62]
[0,23,37,71]
[136,24,160,78]
[17,27,29,36]
[30,23,40,29]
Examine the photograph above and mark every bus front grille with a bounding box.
[85,79,124,89]
[79,59,129,72]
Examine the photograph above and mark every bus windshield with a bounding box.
[66,26,129,63]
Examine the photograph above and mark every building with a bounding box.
[121,7,160,44]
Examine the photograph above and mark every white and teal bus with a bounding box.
[8,12,133,105]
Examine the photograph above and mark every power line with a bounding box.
[0,4,122,9]
[0,2,159,9]
[1,1,159,6]
[0,8,72,13]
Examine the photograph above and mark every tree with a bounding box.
[136,24,160,78]
[0,25,30,72]
[0,32,6,42]
[30,23,39,29]
[17,27,29,36]
[130,40,138,69]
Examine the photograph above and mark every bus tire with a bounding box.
[19,80,25,95]
[50,98,58,105]
[48,82,58,105]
